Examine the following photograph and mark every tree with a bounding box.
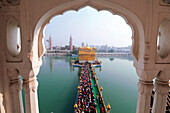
[108,49,114,52]
[71,50,79,54]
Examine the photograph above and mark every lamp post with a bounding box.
[78,86,80,93]
[107,104,111,113]
[96,77,99,84]
[100,86,103,96]
[74,103,78,112]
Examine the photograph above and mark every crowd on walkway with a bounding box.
[75,63,97,113]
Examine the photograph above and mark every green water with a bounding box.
[37,56,138,113]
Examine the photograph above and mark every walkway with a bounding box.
[75,63,105,113]
[90,69,100,113]
[75,63,97,113]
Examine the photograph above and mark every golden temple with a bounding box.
[78,45,96,61]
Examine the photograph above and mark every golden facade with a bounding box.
[79,46,96,61]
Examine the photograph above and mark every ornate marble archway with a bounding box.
[33,0,145,63]
[30,1,147,113]
[1,0,170,113]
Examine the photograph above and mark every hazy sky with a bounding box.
[44,6,132,47]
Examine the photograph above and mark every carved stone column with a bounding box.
[8,68,24,113]
[135,69,159,113]
[136,80,154,113]
[0,72,5,113]
[152,79,169,113]
[23,77,39,113]
[20,50,41,113]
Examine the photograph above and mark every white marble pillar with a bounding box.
[0,73,5,113]
[10,76,24,113]
[8,68,24,113]
[23,77,39,113]
[152,79,169,113]
[136,79,154,113]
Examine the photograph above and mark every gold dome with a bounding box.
[81,45,91,50]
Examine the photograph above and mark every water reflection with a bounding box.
[38,56,79,113]
[48,56,78,72]
[50,57,53,72]
[39,56,138,113]
[108,56,134,61]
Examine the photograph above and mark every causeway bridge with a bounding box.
[95,52,131,57]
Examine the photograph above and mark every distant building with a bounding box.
[94,45,131,53]
[81,42,85,47]
[70,35,73,52]
[59,35,77,51]
[61,45,77,50]
[46,35,78,54]
[46,35,53,50]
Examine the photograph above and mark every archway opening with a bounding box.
[36,6,139,113]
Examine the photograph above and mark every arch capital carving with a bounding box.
[7,68,22,93]
[2,0,20,6]
[137,80,154,95]
[7,68,19,79]
[20,66,40,80]
[157,70,170,81]
[154,79,169,95]
[23,77,38,93]
[9,77,22,93]
[136,69,159,81]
